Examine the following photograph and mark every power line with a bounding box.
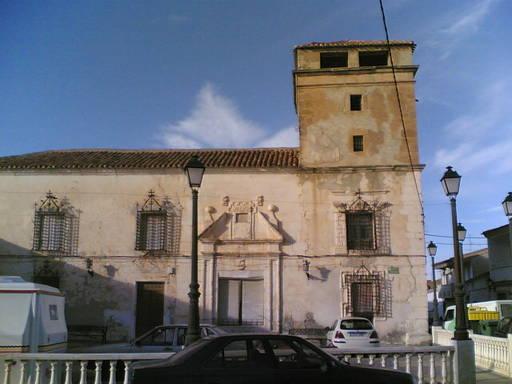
[378,0,424,217]
[425,233,486,240]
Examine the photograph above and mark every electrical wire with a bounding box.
[425,233,486,240]
[378,0,424,217]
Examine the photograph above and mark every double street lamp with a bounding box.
[427,241,440,326]
[502,193,512,258]
[184,155,206,346]
[440,166,469,341]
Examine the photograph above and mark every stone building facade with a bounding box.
[0,40,429,344]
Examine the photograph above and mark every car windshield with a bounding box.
[340,319,373,330]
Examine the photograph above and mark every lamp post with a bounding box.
[428,241,441,326]
[457,222,468,327]
[184,155,205,346]
[502,192,512,258]
[440,166,469,341]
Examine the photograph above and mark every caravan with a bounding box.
[0,276,67,353]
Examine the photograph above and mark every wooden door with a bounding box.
[136,282,164,336]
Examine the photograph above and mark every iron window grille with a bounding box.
[337,196,391,255]
[347,211,374,250]
[135,190,182,253]
[343,265,392,319]
[33,191,79,255]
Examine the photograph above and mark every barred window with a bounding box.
[33,191,79,255]
[346,211,374,250]
[136,190,180,252]
[35,212,65,251]
[138,211,167,251]
[343,266,392,320]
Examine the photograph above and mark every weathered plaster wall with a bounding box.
[0,167,428,343]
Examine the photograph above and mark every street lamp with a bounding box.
[428,241,441,326]
[184,155,205,346]
[502,192,512,259]
[457,222,468,327]
[440,166,469,340]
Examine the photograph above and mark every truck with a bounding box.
[443,300,512,336]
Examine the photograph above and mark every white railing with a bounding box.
[0,353,173,384]
[325,345,455,384]
[471,333,510,376]
[1,346,455,384]
[432,326,512,378]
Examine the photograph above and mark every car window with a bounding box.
[205,340,249,368]
[445,309,454,321]
[339,319,373,330]
[205,327,216,336]
[176,328,187,346]
[204,339,274,369]
[138,327,174,346]
[267,338,326,370]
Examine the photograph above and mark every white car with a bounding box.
[326,317,379,348]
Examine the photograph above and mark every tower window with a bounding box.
[359,51,388,67]
[353,135,364,152]
[320,52,348,68]
[350,95,362,111]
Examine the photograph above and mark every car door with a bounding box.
[267,338,339,384]
[200,338,275,384]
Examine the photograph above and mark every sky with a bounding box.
[1,0,511,268]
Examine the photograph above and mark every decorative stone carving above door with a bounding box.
[199,200,283,256]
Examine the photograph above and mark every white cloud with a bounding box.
[434,79,512,175]
[426,0,499,59]
[159,83,297,149]
[257,126,299,148]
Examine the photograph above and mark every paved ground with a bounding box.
[476,368,511,384]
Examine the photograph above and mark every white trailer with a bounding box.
[0,276,67,353]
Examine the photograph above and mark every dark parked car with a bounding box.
[132,334,416,384]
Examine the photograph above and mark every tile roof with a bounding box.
[295,40,415,49]
[0,148,300,170]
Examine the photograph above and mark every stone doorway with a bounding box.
[135,281,164,336]
[217,278,264,326]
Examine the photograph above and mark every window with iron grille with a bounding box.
[346,211,374,250]
[135,190,180,252]
[33,191,79,255]
[137,211,167,251]
[343,266,392,319]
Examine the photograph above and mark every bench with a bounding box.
[68,325,108,344]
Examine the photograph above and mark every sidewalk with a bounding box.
[476,368,511,384]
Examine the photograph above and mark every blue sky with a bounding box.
[1,0,511,266]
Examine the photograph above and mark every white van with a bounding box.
[0,276,67,353]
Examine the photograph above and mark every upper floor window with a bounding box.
[359,51,388,67]
[135,190,182,253]
[347,211,374,250]
[320,52,348,68]
[33,191,79,255]
[334,197,391,255]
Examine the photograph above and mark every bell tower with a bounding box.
[293,40,419,168]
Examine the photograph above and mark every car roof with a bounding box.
[339,317,373,321]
